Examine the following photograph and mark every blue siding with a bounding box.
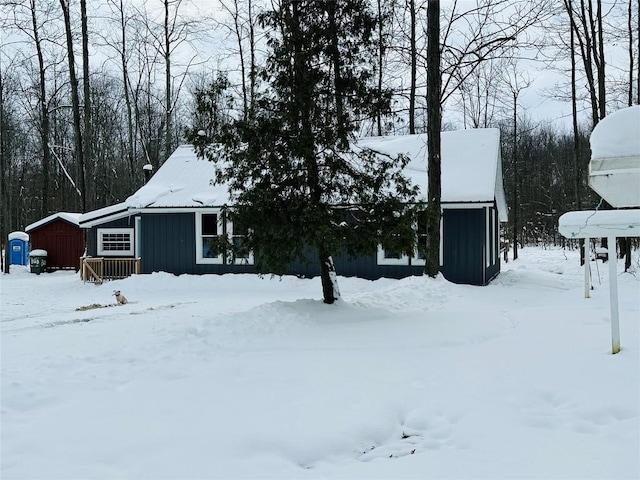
[87,216,137,257]
[137,212,424,280]
[441,209,484,285]
[87,208,499,284]
[441,206,501,286]
[140,213,255,275]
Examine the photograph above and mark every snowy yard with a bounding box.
[1,247,639,479]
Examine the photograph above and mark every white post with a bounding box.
[584,237,590,298]
[608,236,620,354]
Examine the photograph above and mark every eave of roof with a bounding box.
[78,203,131,228]
[25,212,82,232]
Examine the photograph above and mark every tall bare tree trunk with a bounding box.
[569,0,585,265]
[512,91,519,261]
[60,0,86,213]
[425,0,441,277]
[248,0,257,117]
[595,0,606,120]
[31,0,52,218]
[116,0,136,184]
[408,0,417,134]
[164,0,173,161]
[0,56,8,274]
[376,0,384,136]
[81,0,90,213]
[629,0,634,106]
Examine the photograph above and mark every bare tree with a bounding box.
[30,0,54,217]
[568,0,586,265]
[562,0,609,127]
[425,0,441,278]
[439,0,550,109]
[219,0,259,120]
[0,44,8,274]
[139,0,204,162]
[408,0,418,134]
[629,0,635,106]
[456,57,506,128]
[502,64,532,261]
[80,0,90,212]
[59,0,86,212]
[103,0,138,185]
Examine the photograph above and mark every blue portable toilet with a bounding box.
[8,231,30,266]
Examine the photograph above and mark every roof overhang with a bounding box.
[25,212,82,233]
[78,203,133,228]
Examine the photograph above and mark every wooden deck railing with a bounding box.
[81,257,141,284]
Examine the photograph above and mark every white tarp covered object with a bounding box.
[558,209,640,239]
[589,105,640,208]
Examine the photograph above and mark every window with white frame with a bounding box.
[377,215,442,267]
[195,211,254,265]
[227,217,254,265]
[97,228,134,256]
[195,211,223,264]
[377,216,431,267]
[377,245,409,265]
[377,230,409,265]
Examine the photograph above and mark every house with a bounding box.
[79,128,508,285]
[25,212,84,271]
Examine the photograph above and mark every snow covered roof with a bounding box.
[81,129,507,225]
[125,145,229,209]
[25,212,82,233]
[8,231,29,241]
[558,209,640,239]
[589,106,640,208]
[358,128,507,221]
[78,203,130,228]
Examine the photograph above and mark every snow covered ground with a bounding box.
[1,247,639,479]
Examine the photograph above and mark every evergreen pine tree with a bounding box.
[193,0,420,304]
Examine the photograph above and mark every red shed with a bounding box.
[25,212,84,271]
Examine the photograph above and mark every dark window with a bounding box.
[201,214,220,259]
[231,219,252,263]
[202,214,218,236]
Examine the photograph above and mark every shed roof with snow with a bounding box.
[25,212,81,232]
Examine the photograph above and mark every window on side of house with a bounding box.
[490,208,496,265]
[377,246,409,265]
[486,207,498,267]
[195,211,223,264]
[227,218,254,265]
[377,232,409,266]
[97,228,134,256]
